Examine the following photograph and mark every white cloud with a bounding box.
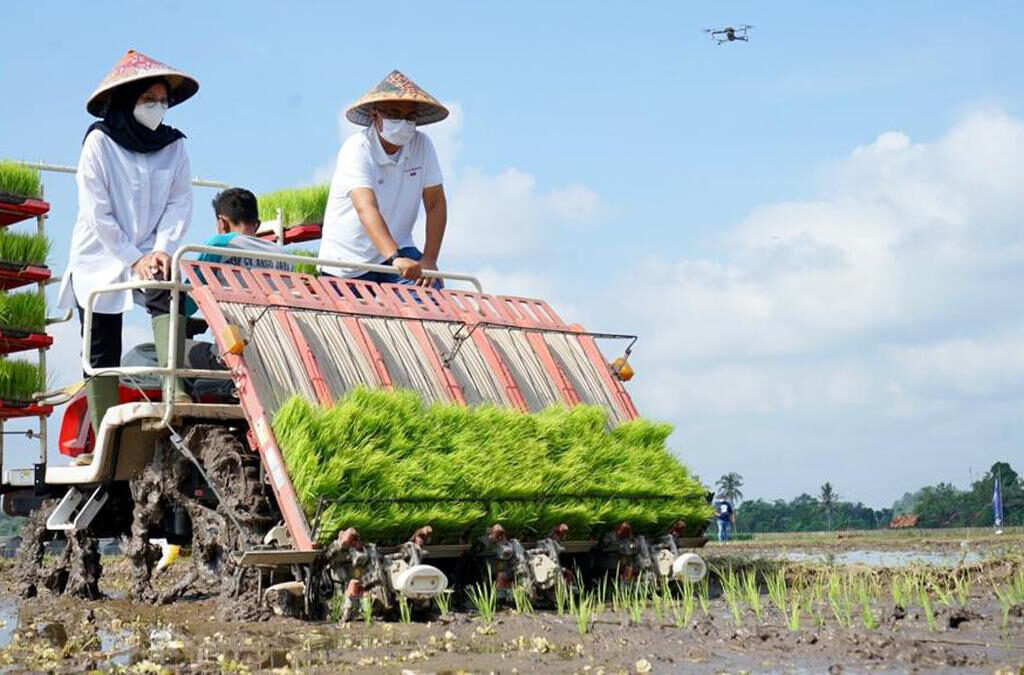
[626,108,1024,393]
[612,108,1024,503]
[321,100,604,265]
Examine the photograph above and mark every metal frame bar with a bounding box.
[16,161,231,189]
[81,246,483,427]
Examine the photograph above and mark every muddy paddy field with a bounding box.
[0,529,1022,673]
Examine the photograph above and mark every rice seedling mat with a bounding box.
[0,358,49,417]
[274,390,712,545]
[258,185,329,229]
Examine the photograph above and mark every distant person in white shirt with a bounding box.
[57,50,199,433]
[319,70,448,288]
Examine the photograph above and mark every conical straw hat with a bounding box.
[86,50,199,117]
[345,70,448,127]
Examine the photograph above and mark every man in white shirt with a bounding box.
[319,70,448,287]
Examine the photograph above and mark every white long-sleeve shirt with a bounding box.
[57,129,193,314]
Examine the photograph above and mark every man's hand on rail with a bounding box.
[415,255,438,287]
[393,257,422,281]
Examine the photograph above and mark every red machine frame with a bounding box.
[182,260,638,552]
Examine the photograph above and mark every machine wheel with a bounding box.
[126,423,279,617]
[14,498,102,600]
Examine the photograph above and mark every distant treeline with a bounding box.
[736,495,892,533]
[891,461,1021,528]
[735,461,1019,532]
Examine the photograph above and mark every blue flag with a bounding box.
[992,472,1004,528]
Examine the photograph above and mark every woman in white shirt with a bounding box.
[57,50,198,434]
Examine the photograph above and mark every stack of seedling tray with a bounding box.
[275,389,712,544]
[0,162,51,419]
[256,185,328,244]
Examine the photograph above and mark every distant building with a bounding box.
[889,514,920,528]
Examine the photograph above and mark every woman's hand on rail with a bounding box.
[152,251,171,279]
[133,253,159,280]
[133,251,171,280]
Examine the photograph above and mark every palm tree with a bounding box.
[716,473,744,504]
[820,482,837,531]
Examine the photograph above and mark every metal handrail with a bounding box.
[78,247,484,430]
[15,161,230,189]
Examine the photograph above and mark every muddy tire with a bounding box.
[14,498,103,599]
[127,424,278,617]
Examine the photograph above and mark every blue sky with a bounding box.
[2,2,1023,507]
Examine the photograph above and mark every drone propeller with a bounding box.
[739,24,754,29]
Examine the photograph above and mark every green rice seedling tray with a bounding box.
[0,162,46,226]
[0,358,47,416]
[0,231,49,266]
[274,389,712,545]
[0,161,42,200]
[0,290,47,334]
[258,185,329,228]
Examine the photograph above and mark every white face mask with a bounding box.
[133,102,168,131]
[379,117,416,146]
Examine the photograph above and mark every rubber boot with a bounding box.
[151,314,191,403]
[85,376,120,438]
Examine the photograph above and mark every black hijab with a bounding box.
[84,76,186,153]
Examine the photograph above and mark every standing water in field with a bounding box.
[768,549,984,567]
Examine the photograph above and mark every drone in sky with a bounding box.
[703,25,753,45]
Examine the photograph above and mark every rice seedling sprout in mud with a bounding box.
[891,574,907,609]
[273,389,710,544]
[0,160,41,199]
[329,593,343,622]
[512,586,533,615]
[397,595,412,624]
[572,592,596,635]
[467,581,498,624]
[742,569,763,621]
[434,590,452,616]
[0,231,49,266]
[0,291,46,333]
[953,572,971,608]
[627,584,647,625]
[920,588,937,632]
[786,594,802,631]
[554,577,569,615]
[360,596,373,625]
[258,185,329,227]
[674,583,695,628]
[858,590,878,630]
[697,576,710,616]
[766,568,788,617]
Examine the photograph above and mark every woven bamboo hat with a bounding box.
[87,50,199,117]
[345,70,448,127]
